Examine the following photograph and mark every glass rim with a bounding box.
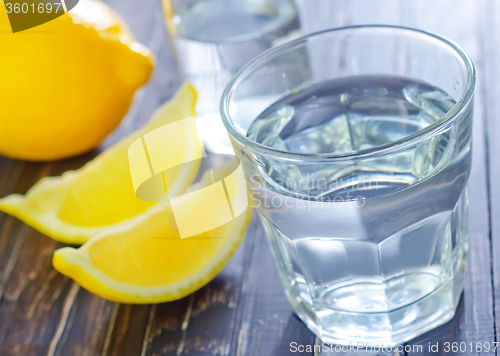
[220,25,476,161]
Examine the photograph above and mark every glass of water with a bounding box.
[221,26,475,346]
[162,0,300,154]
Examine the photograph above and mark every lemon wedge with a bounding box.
[0,84,201,245]
[53,165,252,303]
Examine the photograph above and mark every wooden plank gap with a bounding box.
[176,294,195,356]
[235,321,249,356]
[140,304,157,356]
[0,224,28,304]
[26,269,59,319]
[476,0,497,348]
[46,282,80,356]
[101,302,120,356]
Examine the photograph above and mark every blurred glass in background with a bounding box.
[162,0,301,154]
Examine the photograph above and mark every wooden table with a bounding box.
[0,0,498,355]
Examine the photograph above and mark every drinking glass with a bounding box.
[221,26,475,346]
[162,0,301,154]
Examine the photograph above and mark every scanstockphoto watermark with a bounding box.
[290,341,500,353]
[249,190,369,210]
[250,171,380,194]
[290,342,422,353]
[247,173,381,210]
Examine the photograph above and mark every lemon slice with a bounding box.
[53,166,252,303]
[0,84,201,245]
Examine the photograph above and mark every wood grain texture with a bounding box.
[479,0,500,353]
[101,304,151,356]
[0,158,120,356]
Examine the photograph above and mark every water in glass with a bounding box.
[245,75,471,345]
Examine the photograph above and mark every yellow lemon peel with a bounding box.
[0,0,154,160]
[53,164,252,303]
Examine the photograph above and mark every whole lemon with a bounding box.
[0,0,154,161]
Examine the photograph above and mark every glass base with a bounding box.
[287,271,465,347]
[257,185,469,347]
